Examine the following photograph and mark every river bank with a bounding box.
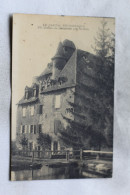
[11,155,112,180]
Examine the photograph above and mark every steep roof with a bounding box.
[17,97,38,105]
[37,62,53,80]
[59,49,77,85]
[41,50,77,94]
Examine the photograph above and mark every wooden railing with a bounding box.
[12,149,113,162]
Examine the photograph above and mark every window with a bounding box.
[29,125,36,134]
[25,91,28,99]
[54,120,62,135]
[38,146,41,151]
[22,107,26,117]
[33,89,36,97]
[29,125,31,133]
[55,94,61,109]
[53,141,58,151]
[39,105,43,114]
[25,125,27,133]
[34,125,36,134]
[38,124,42,133]
[30,105,34,116]
[66,107,74,114]
[20,125,28,133]
[30,125,33,133]
[21,125,25,134]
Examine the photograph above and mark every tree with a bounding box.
[59,19,114,150]
[92,20,115,148]
[37,133,51,150]
[19,136,28,151]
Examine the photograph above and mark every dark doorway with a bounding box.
[53,141,58,153]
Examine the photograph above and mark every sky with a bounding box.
[12,14,115,140]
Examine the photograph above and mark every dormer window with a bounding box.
[32,83,38,97]
[25,91,28,99]
[33,89,36,97]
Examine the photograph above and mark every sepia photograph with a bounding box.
[11,14,115,181]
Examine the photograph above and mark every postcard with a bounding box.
[11,14,115,180]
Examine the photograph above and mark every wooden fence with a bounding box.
[13,149,113,162]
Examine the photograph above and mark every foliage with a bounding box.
[37,133,51,150]
[59,19,115,150]
[19,136,28,150]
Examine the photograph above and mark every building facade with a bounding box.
[16,39,97,152]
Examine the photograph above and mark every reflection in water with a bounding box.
[11,164,84,181]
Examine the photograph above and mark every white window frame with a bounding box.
[55,94,61,109]
[20,125,23,134]
[29,125,31,133]
[33,89,36,97]
[30,105,34,116]
[25,125,27,133]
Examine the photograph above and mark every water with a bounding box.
[11,163,84,181]
[11,161,112,180]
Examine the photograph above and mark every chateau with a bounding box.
[16,39,97,152]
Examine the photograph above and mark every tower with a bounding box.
[51,40,76,80]
[51,42,66,80]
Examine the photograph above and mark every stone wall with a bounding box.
[16,87,75,150]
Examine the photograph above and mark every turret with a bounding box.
[51,40,76,80]
[62,39,76,60]
[51,42,66,80]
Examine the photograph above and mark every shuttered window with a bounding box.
[39,105,43,114]
[22,125,25,134]
[38,124,42,133]
[29,125,31,133]
[30,125,33,133]
[34,125,36,134]
[25,125,27,133]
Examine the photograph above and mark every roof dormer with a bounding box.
[32,83,39,97]
[25,86,29,99]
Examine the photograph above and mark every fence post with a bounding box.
[32,150,34,164]
[50,151,52,159]
[80,149,83,161]
[66,150,69,162]
[96,153,99,160]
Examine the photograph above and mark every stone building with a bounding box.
[16,39,96,152]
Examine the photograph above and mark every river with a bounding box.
[11,163,86,181]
